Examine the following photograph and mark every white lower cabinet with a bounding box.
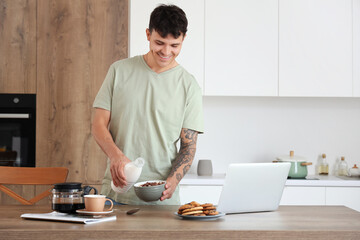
[280,187,326,205]
[276,186,360,212]
[326,187,360,212]
[180,185,360,212]
[179,186,222,205]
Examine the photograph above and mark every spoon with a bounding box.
[126,208,140,215]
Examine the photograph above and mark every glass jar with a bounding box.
[337,156,349,176]
[316,153,329,175]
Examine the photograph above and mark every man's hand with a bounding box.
[110,155,131,188]
[161,177,178,201]
[161,128,198,201]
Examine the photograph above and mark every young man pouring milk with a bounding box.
[92,4,204,205]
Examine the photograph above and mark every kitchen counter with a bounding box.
[1,205,360,239]
[180,173,360,187]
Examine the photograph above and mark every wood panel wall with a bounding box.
[0,0,128,204]
[0,0,36,93]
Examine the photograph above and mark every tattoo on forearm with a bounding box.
[176,173,182,182]
[183,164,190,176]
[169,129,198,182]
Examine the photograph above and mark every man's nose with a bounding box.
[162,45,171,56]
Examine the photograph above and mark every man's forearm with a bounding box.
[168,129,198,183]
[92,123,124,161]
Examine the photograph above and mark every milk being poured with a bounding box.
[111,157,145,193]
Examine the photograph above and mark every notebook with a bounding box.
[217,162,291,214]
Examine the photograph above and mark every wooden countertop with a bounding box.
[1,205,360,239]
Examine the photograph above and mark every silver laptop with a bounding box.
[217,162,291,214]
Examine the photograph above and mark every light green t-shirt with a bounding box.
[93,55,204,205]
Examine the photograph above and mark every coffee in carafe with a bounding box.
[52,182,97,213]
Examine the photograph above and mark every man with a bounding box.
[92,4,203,205]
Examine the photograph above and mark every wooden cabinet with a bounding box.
[0,0,128,204]
[36,0,127,184]
[0,0,37,204]
[279,0,353,97]
[0,0,36,93]
[129,0,205,89]
[204,0,278,96]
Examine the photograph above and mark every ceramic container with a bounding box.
[134,180,165,202]
[275,151,312,179]
[197,159,213,176]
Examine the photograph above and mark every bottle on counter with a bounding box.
[336,156,349,176]
[316,153,329,175]
[111,157,145,193]
[349,164,360,177]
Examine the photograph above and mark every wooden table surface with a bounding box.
[1,205,360,239]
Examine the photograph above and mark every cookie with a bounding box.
[203,206,216,210]
[201,203,213,208]
[189,201,201,207]
[204,210,219,216]
[178,204,192,211]
[182,210,203,216]
[182,206,203,213]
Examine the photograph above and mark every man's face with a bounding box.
[146,29,185,71]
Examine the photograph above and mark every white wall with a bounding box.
[191,97,360,175]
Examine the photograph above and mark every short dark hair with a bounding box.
[149,4,188,39]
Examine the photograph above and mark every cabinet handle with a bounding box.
[0,113,30,119]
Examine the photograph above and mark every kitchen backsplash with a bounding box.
[190,97,360,175]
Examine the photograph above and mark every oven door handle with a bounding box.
[0,113,30,119]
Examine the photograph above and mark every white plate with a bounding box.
[76,209,113,215]
[174,212,225,220]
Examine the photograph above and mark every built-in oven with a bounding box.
[0,94,36,167]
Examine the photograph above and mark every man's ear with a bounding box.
[146,28,151,41]
[183,33,187,41]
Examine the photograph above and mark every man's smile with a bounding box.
[158,53,173,60]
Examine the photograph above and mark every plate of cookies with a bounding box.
[175,201,225,220]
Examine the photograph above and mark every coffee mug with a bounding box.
[84,195,113,212]
[197,159,213,176]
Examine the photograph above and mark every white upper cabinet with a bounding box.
[279,0,353,97]
[354,0,360,97]
[204,0,278,96]
[129,0,205,90]
[129,0,358,97]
